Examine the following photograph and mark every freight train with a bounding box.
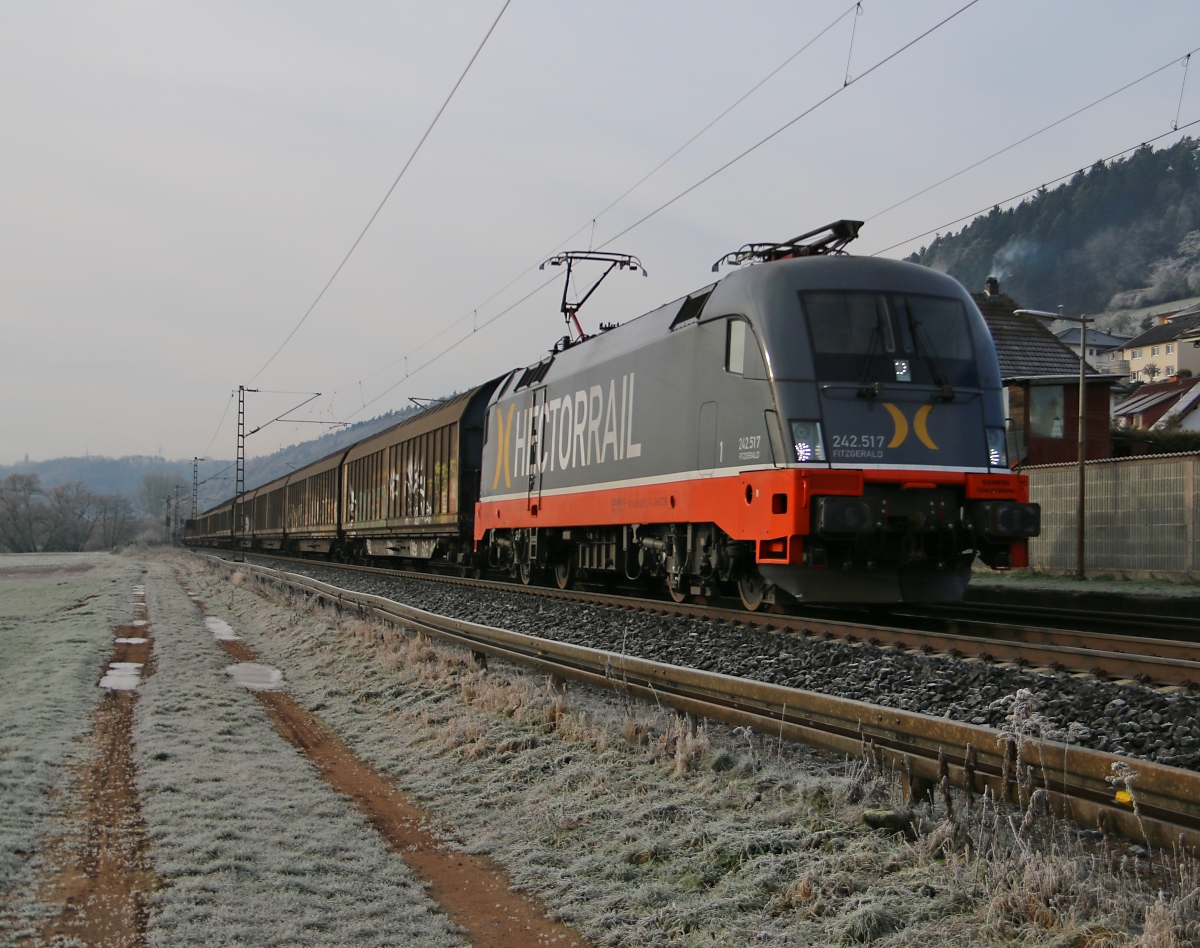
[185,222,1039,605]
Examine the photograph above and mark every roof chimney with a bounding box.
[984,276,1000,297]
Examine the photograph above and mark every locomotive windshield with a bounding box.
[800,290,978,388]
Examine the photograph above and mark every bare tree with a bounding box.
[135,471,187,519]
[93,494,134,549]
[0,474,48,552]
[42,481,97,552]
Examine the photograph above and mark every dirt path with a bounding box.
[182,578,588,948]
[32,599,156,946]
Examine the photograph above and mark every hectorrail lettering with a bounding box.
[491,372,642,487]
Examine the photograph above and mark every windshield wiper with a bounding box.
[911,320,955,401]
[855,324,883,398]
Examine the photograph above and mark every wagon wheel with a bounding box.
[553,556,573,590]
[737,570,768,612]
[666,578,690,604]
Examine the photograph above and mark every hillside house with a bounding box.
[1112,376,1200,430]
[1053,326,1130,374]
[1117,303,1200,382]
[972,278,1120,465]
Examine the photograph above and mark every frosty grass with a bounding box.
[0,552,137,937]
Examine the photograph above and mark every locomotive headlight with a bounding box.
[790,420,826,463]
[815,497,877,536]
[974,501,1041,538]
[986,427,1008,468]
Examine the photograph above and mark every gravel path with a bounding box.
[252,558,1200,772]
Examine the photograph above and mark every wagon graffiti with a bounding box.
[405,457,426,514]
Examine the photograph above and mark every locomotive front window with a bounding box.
[800,291,977,387]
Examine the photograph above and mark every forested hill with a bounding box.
[906,138,1200,316]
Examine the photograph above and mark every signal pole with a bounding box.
[234,386,254,562]
[230,386,318,564]
[192,457,203,519]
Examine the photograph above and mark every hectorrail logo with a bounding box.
[881,403,938,450]
[492,403,515,490]
[491,372,643,490]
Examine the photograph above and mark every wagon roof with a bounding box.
[341,384,485,463]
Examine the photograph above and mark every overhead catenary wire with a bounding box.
[341,273,562,423]
[869,116,1200,258]
[244,0,512,385]
[595,0,983,251]
[324,0,978,424]
[201,391,236,459]
[348,55,1198,429]
[844,2,863,86]
[322,2,861,406]
[1175,53,1193,130]
[866,44,1200,225]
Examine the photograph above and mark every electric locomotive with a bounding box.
[476,221,1039,605]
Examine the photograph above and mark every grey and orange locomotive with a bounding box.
[187,221,1039,606]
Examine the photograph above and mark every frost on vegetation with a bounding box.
[133,566,465,947]
[187,558,1200,947]
[0,555,141,935]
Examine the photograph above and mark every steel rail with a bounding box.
[223,552,1200,688]
[907,601,1200,640]
[221,557,1200,852]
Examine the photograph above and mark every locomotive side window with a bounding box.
[727,319,746,374]
[725,317,769,378]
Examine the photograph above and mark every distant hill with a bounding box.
[0,404,423,512]
[907,137,1200,319]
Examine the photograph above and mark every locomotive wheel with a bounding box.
[666,579,690,604]
[737,571,768,612]
[553,557,573,590]
[518,558,534,585]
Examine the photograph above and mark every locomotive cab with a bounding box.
[707,255,1040,601]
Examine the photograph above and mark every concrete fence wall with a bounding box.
[1024,452,1200,576]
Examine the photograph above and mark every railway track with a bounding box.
[224,551,1200,689]
[212,555,1200,852]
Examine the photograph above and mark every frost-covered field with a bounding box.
[184,555,1200,947]
[135,560,465,947]
[0,552,138,935]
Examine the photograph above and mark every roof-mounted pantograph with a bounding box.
[711,219,863,272]
[541,251,646,342]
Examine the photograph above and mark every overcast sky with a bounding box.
[2,0,1197,464]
